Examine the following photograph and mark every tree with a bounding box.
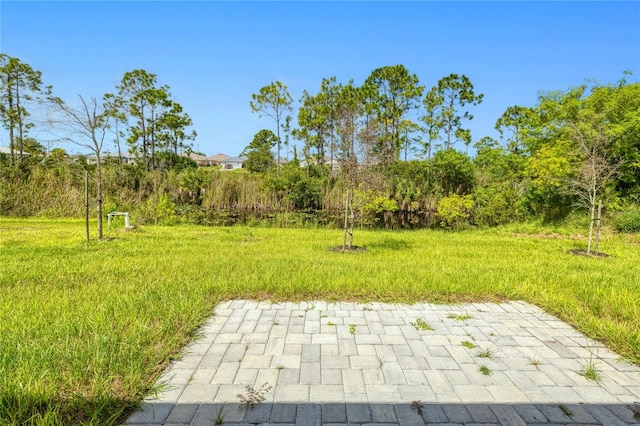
[250,81,293,177]
[242,129,277,173]
[115,69,172,170]
[585,82,640,201]
[103,92,128,167]
[294,85,331,169]
[494,105,536,154]
[421,88,444,160]
[424,73,483,151]
[363,65,423,163]
[334,81,363,166]
[157,102,196,169]
[0,54,50,163]
[399,119,421,161]
[50,94,110,239]
[566,115,619,254]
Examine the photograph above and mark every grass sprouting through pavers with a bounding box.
[0,218,639,423]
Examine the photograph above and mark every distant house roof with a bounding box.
[0,146,30,155]
[188,153,209,162]
[208,153,230,162]
[224,156,247,163]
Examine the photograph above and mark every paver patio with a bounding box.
[125,300,640,425]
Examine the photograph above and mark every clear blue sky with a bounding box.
[1,1,639,157]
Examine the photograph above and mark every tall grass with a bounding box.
[0,218,638,424]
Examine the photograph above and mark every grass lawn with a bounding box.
[1,217,639,424]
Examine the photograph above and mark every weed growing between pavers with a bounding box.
[409,318,434,331]
[578,360,602,383]
[237,383,272,408]
[631,402,640,420]
[558,404,573,417]
[215,406,224,425]
[476,348,493,359]
[479,365,492,375]
[461,340,476,349]
[529,356,543,368]
[410,400,424,415]
[447,312,473,322]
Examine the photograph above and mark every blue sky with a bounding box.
[1,1,639,157]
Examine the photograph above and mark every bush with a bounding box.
[613,205,640,233]
[437,194,474,230]
[473,184,525,227]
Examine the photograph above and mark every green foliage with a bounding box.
[356,190,398,226]
[613,204,640,233]
[138,193,177,225]
[155,151,198,172]
[242,129,277,173]
[287,176,325,210]
[250,81,293,176]
[437,194,474,230]
[0,54,50,163]
[363,65,424,162]
[423,73,483,150]
[431,149,475,196]
[473,184,525,227]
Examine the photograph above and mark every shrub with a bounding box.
[437,194,474,230]
[613,205,640,233]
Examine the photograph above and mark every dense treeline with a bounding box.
[1,55,639,234]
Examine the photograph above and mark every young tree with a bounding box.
[250,81,293,177]
[363,65,423,163]
[0,54,50,163]
[424,73,483,151]
[566,115,619,254]
[49,95,110,239]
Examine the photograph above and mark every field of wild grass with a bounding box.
[1,217,639,424]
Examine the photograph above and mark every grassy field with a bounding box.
[1,218,639,424]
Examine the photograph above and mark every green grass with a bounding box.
[1,218,639,424]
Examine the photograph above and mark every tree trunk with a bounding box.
[343,189,349,250]
[348,193,355,249]
[15,83,24,162]
[85,169,90,243]
[587,200,595,254]
[7,90,15,164]
[96,153,103,239]
[276,117,281,178]
[594,199,602,255]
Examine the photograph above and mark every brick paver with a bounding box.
[124,300,640,425]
